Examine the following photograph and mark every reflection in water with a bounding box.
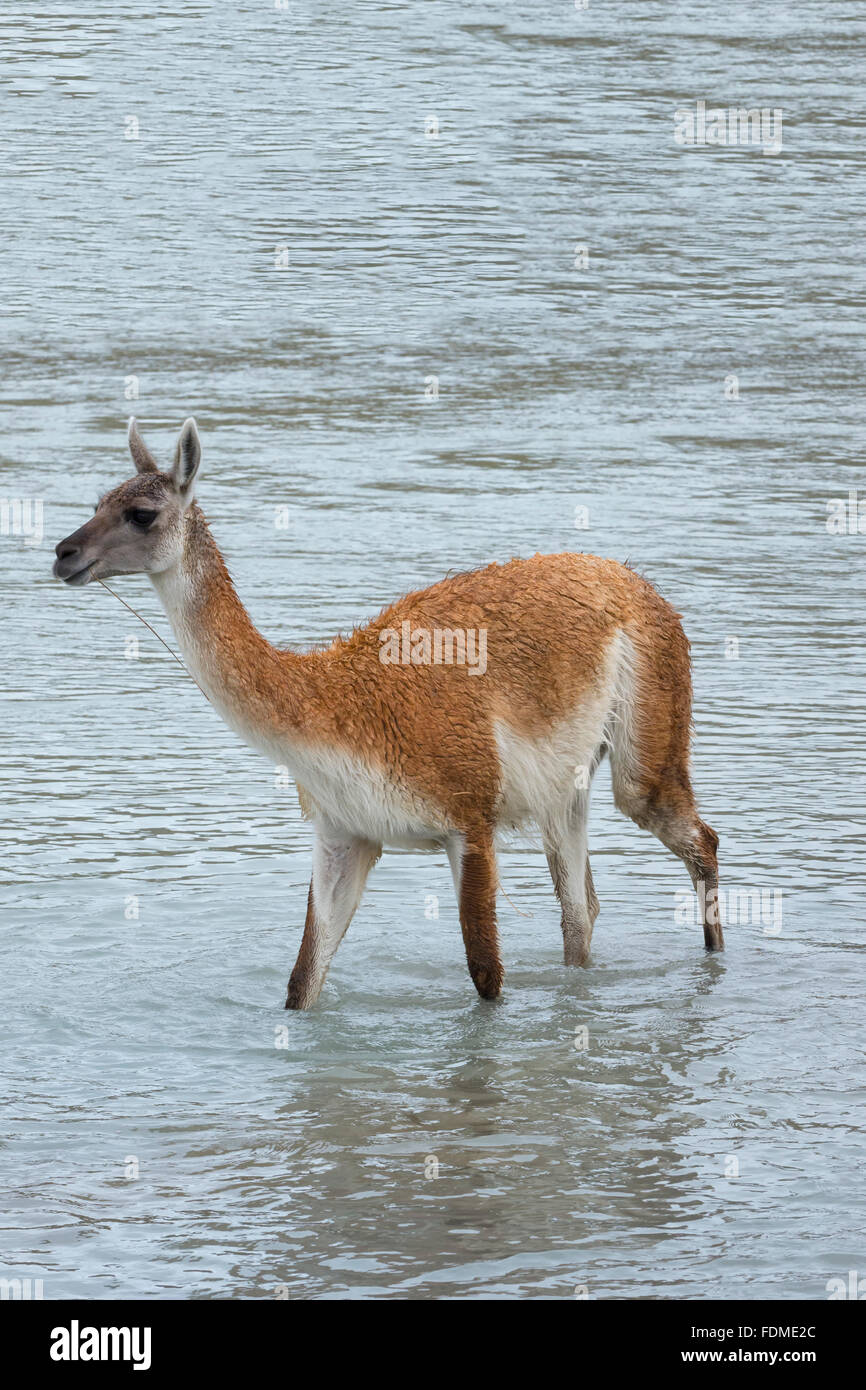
[1,2,864,1298]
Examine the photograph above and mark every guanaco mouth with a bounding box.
[53,559,98,587]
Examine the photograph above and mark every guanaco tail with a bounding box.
[53,419,723,1008]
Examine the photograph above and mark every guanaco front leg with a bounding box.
[447,830,503,1000]
[285,827,380,1009]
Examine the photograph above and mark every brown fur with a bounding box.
[457,833,503,999]
[189,532,687,829]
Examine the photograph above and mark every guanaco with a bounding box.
[53,419,722,1008]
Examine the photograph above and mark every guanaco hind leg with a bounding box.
[585,856,600,928]
[544,794,595,966]
[609,723,723,951]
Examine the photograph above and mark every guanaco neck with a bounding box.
[150,502,322,746]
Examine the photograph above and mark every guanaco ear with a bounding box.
[171,418,201,500]
[128,417,159,474]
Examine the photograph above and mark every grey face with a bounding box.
[53,418,201,587]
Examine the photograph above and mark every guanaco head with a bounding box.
[53,418,202,586]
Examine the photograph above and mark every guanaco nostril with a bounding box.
[55,540,80,561]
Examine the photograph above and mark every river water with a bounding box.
[1,1,864,1299]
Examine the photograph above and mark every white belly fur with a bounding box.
[197,621,633,852]
[493,633,630,843]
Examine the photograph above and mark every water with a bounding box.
[1,1,864,1299]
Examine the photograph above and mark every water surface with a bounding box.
[1,1,864,1299]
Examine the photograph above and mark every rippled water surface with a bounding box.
[1,2,865,1299]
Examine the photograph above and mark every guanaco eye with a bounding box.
[127,507,158,528]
